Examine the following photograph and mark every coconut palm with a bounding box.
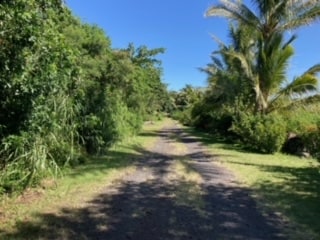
[206,0,320,39]
[201,23,259,110]
[206,0,320,113]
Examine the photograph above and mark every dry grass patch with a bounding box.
[167,137,205,213]
[169,158,205,213]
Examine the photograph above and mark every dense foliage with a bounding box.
[0,1,169,193]
[169,85,204,125]
[232,113,287,153]
[174,0,320,155]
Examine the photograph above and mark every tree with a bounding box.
[63,20,167,153]
[0,0,81,191]
[206,0,320,113]
[200,24,256,110]
[0,0,168,193]
[172,85,203,111]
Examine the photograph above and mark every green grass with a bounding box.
[186,128,320,239]
[0,118,170,237]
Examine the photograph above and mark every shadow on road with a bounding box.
[1,127,287,240]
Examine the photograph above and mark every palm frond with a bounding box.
[211,55,224,70]
[268,62,320,111]
[223,49,254,80]
[198,64,217,76]
[206,0,260,29]
[209,33,227,49]
[270,45,295,89]
[269,1,287,21]
[282,34,297,50]
[282,4,320,30]
[280,74,318,96]
[302,63,320,76]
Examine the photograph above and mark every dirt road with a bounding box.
[4,122,288,239]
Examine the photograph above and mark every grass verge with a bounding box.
[0,118,170,238]
[186,128,320,239]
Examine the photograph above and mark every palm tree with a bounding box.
[200,24,256,108]
[206,0,320,113]
[175,85,203,110]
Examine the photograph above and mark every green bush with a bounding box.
[192,107,235,138]
[282,104,320,135]
[171,108,193,126]
[301,124,320,159]
[194,111,233,135]
[0,2,167,194]
[232,113,287,153]
[191,94,254,136]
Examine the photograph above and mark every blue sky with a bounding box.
[66,0,320,91]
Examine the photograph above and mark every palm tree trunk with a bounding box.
[254,84,268,114]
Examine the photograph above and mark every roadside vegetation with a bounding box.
[171,0,320,158]
[0,1,170,195]
[1,0,320,238]
[169,0,320,237]
[0,119,169,236]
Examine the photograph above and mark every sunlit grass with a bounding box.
[0,152,135,234]
[188,128,320,239]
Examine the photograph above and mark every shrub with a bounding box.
[171,108,193,126]
[301,123,320,159]
[232,113,287,153]
[191,101,233,134]
[281,102,320,135]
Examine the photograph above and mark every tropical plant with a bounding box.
[231,112,287,153]
[0,1,168,193]
[0,0,81,192]
[206,0,320,113]
[174,85,204,110]
[170,85,204,125]
[200,23,256,110]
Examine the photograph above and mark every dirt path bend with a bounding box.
[9,121,288,240]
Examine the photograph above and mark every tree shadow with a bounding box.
[1,175,286,240]
[65,149,142,180]
[0,126,288,240]
[183,127,271,155]
[63,126,179,180]
[183,124,320,236]
[222,159,320,236]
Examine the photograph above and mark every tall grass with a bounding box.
[0,118,170,237]
[0,92,79,194]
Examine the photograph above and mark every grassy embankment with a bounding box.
[0,118,171,236]
[186,127,320,239]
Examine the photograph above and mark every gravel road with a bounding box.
[4,122,289,240]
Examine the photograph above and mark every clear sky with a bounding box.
[65,0,320,91]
